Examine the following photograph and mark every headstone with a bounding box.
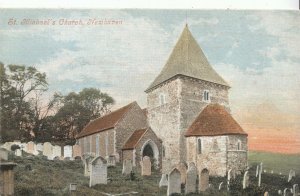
[264,192,269,196]
[36,143,43,152]
[27,141,35,154]
[82,154,94,176]
[199,168,209,192]
[0,149,8,160]
[43,142,53,160]
[176,162,187,184]
[185,163,197,194]
[107,155,116,166]
[264,169,266,173]
[258,162,263,187]
[15,149,22,156]
[278,190,282,195]
[271,170,274,174]
[0,162,17,196]
[89,156,107,187]
[288,170,296,182]
[243,171,249,189]
[219,182,224,191]
[256,165,259,177]
[167,168,181,196]
[64,145,73,159]
[141,156,151,176]
[293,184,299,196]
[122,159,132,175]
[52,145,62,159]
[159,174,168,187]
[227,169,233,190]
[72,145,81,158]
[284,188,290,196]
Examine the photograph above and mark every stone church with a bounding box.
[77,25,248,177]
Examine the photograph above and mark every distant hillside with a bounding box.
[249,151,300,174]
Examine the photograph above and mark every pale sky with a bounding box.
[0,10,299,125]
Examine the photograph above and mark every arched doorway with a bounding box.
[140,139,159,168]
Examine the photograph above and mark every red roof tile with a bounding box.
[185,104,247,137]
[122,128,147,150]
[77,102,135,138]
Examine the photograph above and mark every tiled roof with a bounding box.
[122,128,147,150]
[146,25,229,92]
[185,104,247,137]
[76,102,136,138]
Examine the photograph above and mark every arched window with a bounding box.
[203,90,210,102]
[197,138,202,154]
[237,140,242,150]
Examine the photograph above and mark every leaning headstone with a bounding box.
[107,155,116,166]
[15,149,22,156]
[264,192,269,196]
[52,145,62,159]
[288,170,296,182]
[167,168,181,196]
[199,169,209,192]
[0,149,8,160]
[293,184,299,196]
[159,174,168,187]
[243,171,249,189]
[64,145,73,159]
[82,154,94,176]
[219,182,224,191]
[122,159,132,175]
[185,163,197,194]
[176,162,187,184]
[89,156,107,187]
[36,143,43,152]
[141,156,151,176]
[72,145,81,158]
[43,142,53,159]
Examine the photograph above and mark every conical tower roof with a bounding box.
[146,25,229,92]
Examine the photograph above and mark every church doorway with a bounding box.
[140,139,159,168]
[142,143,154,158]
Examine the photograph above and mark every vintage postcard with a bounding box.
[0,9,299,196]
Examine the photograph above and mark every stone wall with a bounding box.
[122,150,133,163]
[227,135,248,174]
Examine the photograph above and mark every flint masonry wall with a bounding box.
[227,135,248,174]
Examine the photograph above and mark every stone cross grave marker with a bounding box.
[89,156,107,187]
[72,145,81,159]
[185,163,197,194]
[141,156,151,176]
[199,168,209,192]
[122,159,132,175]
[64,145,73,159]
[176,162,187,184]
[159,174,168,187]
[167,168,181,196]
[82,154,94,176]
[288,170,296,182]
[293,184,299,196]
[52,145,62,159]
[243,171,249,189]
[43,142,53,160]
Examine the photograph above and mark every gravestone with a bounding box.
[219,182,224,191]
[107,155,116,166]
[271,170,274,174]
[43,142,53,160]
[243,171,249,189]
[256,165,259,177]
[141,156,151,176]
[15,149,22,156]
[288,170,296,182]
[278,190,282,195]
[0,149,8,160]
[27,142,35,154]
[72,145,81,158]
[284,188,290,196]
[227,169,233,190]
[122,159,132,175]
[82,154,94,176]
[293,184,299,196]
[264,192,269,196]
[258,162,263,187]
[199,168,209,192]
[159,174,168,187]
[64,145,73,159]
[185,163,197,194]
[36,143,43,152]
[89,156,107,187]
[176,162,187,184]
[167,168,181,196]
[52,145,62,159]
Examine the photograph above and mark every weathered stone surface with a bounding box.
[89,156,107,187]
[43,142,53,159]
[27,142,35,154]
[72,145,81,158]
[293,184,299,196]
[64,145,73,158]
[185,163,197,194]
[288,170,296,182]
[0,162,17,196]
[159,174,168,187]
[167,168,181,196]
[199,168,209,192]
[122,159,132,175]
[0,149,8,160]
[176,162,187,184]
[52,145,62,159]
[36,143,43,152]
[243,171,249,189]
[15,149,22,156]
[82,154,94,177]
[141,156,151,176]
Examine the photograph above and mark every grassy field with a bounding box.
[248,151,300,174]
[8,150,300,195]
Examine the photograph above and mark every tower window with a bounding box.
[197,138,202,154]
[203,90,210,102]
[159,93,166,105]
[237,140,242,150]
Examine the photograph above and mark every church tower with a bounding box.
[145,25,230,173]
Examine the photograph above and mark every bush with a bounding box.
[11,144,20,151]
